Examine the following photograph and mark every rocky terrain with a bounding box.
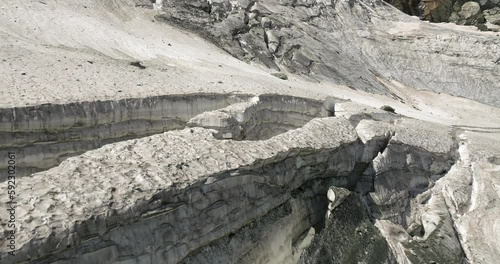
[387,0,500,31]
[155,0,500,107]
[0,0,499,263]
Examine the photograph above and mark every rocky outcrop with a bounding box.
[478,0,500,9]
[389,0,498,30]
[300,187,395,264]
[155,0,500,107]
[385,0,421,16]
[449,1,486,25]
[420,0,456,22]
[484,6,500,21]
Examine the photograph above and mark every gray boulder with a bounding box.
[484,7,500,25]
[478,0,500,9]
[456,1,486,25]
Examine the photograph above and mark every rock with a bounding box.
[157,0,500,107]
[271,72,288,80]
[485,21,500,31]
[388,0,497,29]
[326,186,351,212]
[334,102,399,126]
[429,0,486,25]
[380,105,396,113]
[384,0,421,16]
[478,0,500,9]
[453,0,467,12]
[261,17,273,28]
[484,7,500,25]
[477,23,489,31]
[449,11,461,23]
[389,0,490,27]
[265,30,280,54]
[420,0,455,22]
[152,0,163,10]
[129,61,146,69]
[300,191,396,264]
[457,2,485,25]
